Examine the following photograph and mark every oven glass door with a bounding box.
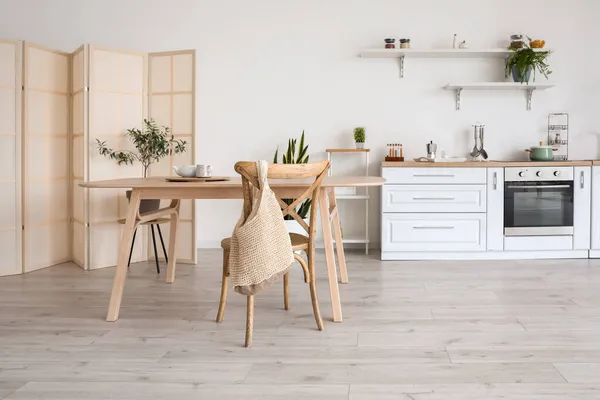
[504,181,574,236]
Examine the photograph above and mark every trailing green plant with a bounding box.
[505,37,552,83]
[96,118,186,178]
[273,130,311,220]
[354,127,366,143]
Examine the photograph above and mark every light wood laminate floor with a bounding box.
[2,250,600,399]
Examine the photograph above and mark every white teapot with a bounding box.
[172,165,196,178]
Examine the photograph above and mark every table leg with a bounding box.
[318,188,342,322]
[166,201,180,283]
[329,190,348,284]
[106,188,141,322]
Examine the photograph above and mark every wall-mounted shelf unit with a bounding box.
[443,82,555,111]
[326,148,370,254]
[360,48,552,79]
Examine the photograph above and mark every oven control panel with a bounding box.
[505,167,574,182]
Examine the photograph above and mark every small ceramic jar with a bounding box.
[399,38,410,49]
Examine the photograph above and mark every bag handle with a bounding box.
[257,160,269,189]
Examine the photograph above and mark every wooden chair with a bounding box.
[216,160,330,347]
[117,218,169,273]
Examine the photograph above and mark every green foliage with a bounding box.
[273,130,311,220]
[96,119,186,178]
[354,127,366,143]
[505,38,552,83]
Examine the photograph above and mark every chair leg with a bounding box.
[127,228,138,268]
[307,250,324,331]
[245,295,254,348]
[283,272,290,310]
[216,248,229,323]
[150,225,160,274]
[157,224,168,264]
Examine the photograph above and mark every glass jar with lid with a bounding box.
[510,34,524,49]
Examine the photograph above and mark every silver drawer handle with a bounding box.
[413,226,455,230]
[506,184,571,189]
[413,174,455,178]
[412,197,456,201]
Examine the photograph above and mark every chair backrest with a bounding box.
[234,161,330,238]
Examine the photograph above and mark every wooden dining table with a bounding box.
[81,176,385,323]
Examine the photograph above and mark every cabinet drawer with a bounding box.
[382,167,486,185]
[382,213,486,252]
[382,185,486,213]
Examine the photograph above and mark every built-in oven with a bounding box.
[504,167,574,236]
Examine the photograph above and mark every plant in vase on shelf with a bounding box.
[96,118,187,212]
[505,37,551,83]
[354,127,366,149]
[273,130,310,234]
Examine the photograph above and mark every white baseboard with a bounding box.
[589,250,600,258]
[381,250,590,261]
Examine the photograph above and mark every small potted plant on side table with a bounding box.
[506,37,552,83]
[354,127,366,149]
[96,118,187,213]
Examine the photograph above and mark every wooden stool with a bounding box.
[117,218,170,273]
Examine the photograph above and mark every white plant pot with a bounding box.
[285,218,308,255]
[355,142,365,149]
[284,218,308,235]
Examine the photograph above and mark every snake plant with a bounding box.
[273,131,311,220]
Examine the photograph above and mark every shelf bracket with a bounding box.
[526,88,534,111]
[454,88,462,111]
[397,55,405,79]
[504,57,509,78]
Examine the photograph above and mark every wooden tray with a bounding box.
[165,176,230,182]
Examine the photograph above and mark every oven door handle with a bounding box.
[506,184,572,189]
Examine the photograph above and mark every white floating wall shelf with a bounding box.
[360,48,553,79]
[443,82,556,111]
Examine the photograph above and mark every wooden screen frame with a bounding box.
[148,49,197,264]
[21,41,72,273]
[70,44,88,269]
[0,39,22,276]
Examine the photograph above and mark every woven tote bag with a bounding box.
[229,160,294,296]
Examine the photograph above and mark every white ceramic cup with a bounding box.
[196,164,212,178]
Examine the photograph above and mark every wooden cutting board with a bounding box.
[165,176,230,182]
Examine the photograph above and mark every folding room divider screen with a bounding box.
[0,41,196,276]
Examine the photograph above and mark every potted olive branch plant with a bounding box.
[273,131,310,234]
[506,37,552,83]
[354,127,366,149]
[96,118,187,213]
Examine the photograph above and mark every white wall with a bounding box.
[1,0,599,248]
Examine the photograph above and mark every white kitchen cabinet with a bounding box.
[381,164,592,261]
[382,213,486,252]
[486,168,504,251]
[382,185,486,213]
[574,166,591,250]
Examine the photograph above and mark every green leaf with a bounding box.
[273,147,279,164]
[286,139,293,165]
